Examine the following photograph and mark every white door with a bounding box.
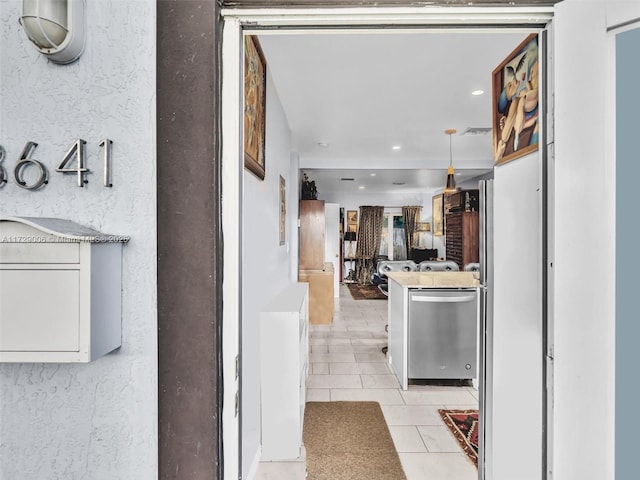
[324,203,340,297]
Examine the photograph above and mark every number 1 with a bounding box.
[99,138,113,187]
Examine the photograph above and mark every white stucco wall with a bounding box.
[242,69,297,478]
[0,1,157,479]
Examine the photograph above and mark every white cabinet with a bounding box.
[260,282,309,461]
[0,217,129,363]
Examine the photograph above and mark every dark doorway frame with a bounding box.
[157,1,223,479]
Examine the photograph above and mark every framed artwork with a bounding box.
[244,35,267,180]
[492,33,539,165]
[432,194,444,236]
[279,175,286,245]
[347,210,358,226]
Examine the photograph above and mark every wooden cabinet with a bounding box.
[445,189,479,214]
[299,263,334,325]
[260,283,309,460]
[445,211,479,270]
[299,199,325,270]
[299,201,333,324]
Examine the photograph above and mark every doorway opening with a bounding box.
[222,8,552,480]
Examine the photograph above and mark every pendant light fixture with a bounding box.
[444,128,459,193]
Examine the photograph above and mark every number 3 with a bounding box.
[0,145,7,187]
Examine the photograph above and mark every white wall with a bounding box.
[553,1,615,478]
[242,70,297,477]
[0,1,157,479]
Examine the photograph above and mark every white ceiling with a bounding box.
[257,29,535,194]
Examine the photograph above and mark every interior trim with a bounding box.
[223,6,554,26]
[221,0,561,7]
[607,16,640,32]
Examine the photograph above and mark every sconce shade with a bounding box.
[445,165,457,192]
[344,231,357,241]
[20,0,85,65]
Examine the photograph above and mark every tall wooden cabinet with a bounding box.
[298,200,334,325]
[299,200,325,270]
[445,211,479,270]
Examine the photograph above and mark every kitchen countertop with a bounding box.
[386,271,480,288]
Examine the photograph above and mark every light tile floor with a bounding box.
[255,284,478,480]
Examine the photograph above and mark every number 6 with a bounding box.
[14,142,49,190]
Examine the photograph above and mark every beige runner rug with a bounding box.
[303,401,407,480]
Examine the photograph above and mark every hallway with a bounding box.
[256,284,478,479]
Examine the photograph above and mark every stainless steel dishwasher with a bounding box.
[407,288,478,379]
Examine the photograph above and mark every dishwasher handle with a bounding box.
[410,294,476,303]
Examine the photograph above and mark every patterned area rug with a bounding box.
[346,283,387,300]
[439,409,479,468]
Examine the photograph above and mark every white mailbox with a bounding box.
[0,217,129,363]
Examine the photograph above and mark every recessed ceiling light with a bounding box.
[359,185,365,190]
[392,145,401,151]
[370,173,376,177]
[317,142,329,147]
[471,89,484,96]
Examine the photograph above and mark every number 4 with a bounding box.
[57,139,88,187]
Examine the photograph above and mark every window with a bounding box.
[379,212,406,260]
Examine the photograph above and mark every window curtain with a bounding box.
[402,206,422,260]
[354,206,384,284]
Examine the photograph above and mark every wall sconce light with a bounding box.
[19,0,85,65]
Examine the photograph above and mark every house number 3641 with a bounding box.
[0,139,114,190]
